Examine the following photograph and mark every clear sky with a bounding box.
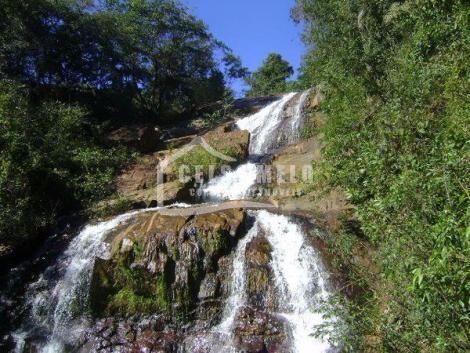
[182,0,304,96]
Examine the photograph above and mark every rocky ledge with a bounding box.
[98,123,250,211]
[90,208,247,319]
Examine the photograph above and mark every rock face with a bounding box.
[90,208,247,318]
[233,307,290,353]
[104,123,251,210]
[109,125,163,153]
[231,235,291,353]
[246,235,275,309]
[162,122,250,182]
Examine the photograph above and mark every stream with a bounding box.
[7,92,334,353]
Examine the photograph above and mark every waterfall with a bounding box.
[237,92,296,155]
[197,92,333,352]
[189,210,332,353]
[257,211,330,353]
[11,91,334,353]
[13,212,138,352]
[11,206,186,353]
[182,218,259,353]
[288,90,311,143]
[203,162,258,201]
[204,92,305,201]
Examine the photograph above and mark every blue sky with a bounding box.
[182,0,305,96]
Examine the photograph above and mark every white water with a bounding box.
[288,90,310,144]
[203,162,258,200]
[237,92,296,155]
[257,210,330,353]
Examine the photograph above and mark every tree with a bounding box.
[0,0,247,259]
[294,0,469,351]
[0,0,247,122]
[245,53,294,97]
[0,81,127,254]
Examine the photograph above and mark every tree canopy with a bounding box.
[0,0,247,258]
[294,0,469,351]
[0,0,247,121]
[245,53,294,97]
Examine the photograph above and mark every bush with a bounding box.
[0,81,129,250]
[294,0,469,351]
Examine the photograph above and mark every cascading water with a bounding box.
[288,90,311,144]
[203,92,301,201]
[186,220,260,353]
[237,93,296,155]
[257,211,330,353]
[203,162,258,201]
[196,92,333,352]
[13,212,141,353]
[11,205,197,353]
[10,92,334,353]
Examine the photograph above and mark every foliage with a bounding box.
[0,0,247,122]
[0,0,247,256]
[0,81,128,249]
[294,0,470,351]
[206,89,236,127]
[245,53,294,96]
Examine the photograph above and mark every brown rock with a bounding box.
[90,209,247,317]
[233,306,290,353]
[246,236,276,309]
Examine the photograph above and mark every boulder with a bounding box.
[90,209,247,318]
[233,306,289,353]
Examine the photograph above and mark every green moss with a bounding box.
[200,229,227,256]
[107,273,169,316]
[101,248,171,316]
[89,196,135,220]
[171,144,243,180]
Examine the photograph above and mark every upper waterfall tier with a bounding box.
[237,91,309,155]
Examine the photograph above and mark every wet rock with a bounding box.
[90,209,246,317]
[236,336,267,353]
[245,235,276,309]
[130,329,178,353]
[83,316,178,353]
[198,273,220,300]
[232,95,280,115]
[234,306,290,353]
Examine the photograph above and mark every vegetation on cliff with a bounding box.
[0,0,246,258]
[294,0,469,351]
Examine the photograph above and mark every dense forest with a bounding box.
[0,0,246,259]
[294,0,469,351]
[0,0,468,352]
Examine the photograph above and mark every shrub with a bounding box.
[294,0,469,351]
[0,81,129,250]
